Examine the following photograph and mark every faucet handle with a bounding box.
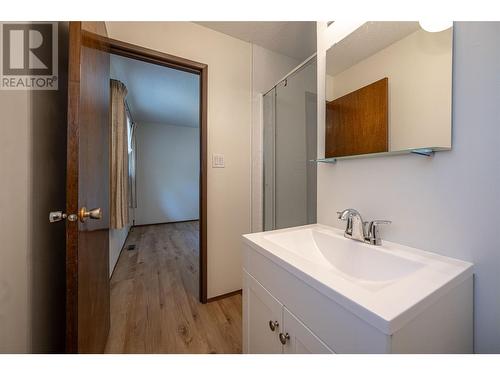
[371,220,391,226]
[367,220,391,246]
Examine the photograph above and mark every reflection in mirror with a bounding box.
[325,22,453,159]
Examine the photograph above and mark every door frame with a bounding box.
[81,30,209,304]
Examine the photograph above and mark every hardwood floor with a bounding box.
[104,221,242,354]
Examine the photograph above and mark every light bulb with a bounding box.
[419,20,453,33]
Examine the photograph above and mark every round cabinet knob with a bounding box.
[268,320,279,332]
[279,332,290,345]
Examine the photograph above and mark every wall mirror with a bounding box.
[323,21,453,161]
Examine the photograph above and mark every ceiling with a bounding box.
[196,21,316,61]
[110,54,200,127]
[326,22,421,76]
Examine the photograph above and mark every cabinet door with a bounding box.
[281,307,334,354]
[243,271,283,354]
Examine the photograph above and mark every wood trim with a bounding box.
[81,30,204,75]
[81,31,209,304]
[200,65,208,304]
[206,289,242,303]
[132,219,199,228]
[66,21,82,354]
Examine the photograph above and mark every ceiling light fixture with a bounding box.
[419,20,453,33]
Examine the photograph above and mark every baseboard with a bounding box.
[133,219,199,228]
[206,289,242,303]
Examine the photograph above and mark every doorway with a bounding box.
[99,35,209,304]
[104,50,236,352]
[66,23,210,353]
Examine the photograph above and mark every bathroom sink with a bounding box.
[264,228,424,283]
[242,224,473,334]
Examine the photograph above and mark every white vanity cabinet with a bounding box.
[242,224,474,354]
[243,271,334,354]
[243,270,283,353]
[281,304,333,354]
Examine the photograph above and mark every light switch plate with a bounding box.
[212,153,225,168]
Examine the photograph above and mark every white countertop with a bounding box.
[243,224,473,335]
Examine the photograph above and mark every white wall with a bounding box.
[0,90,31,353]
[251,45,299,232]
[0,23,68,353]
[317,22,500,353]
[105,22,252,298]
[326,28,452,151]
[135,122,199,225]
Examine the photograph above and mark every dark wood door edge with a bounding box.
[78,29,209,304]
[206,289,242,303]
[199,65,208,304]
[66,21,82,354]
[66,20,111,354]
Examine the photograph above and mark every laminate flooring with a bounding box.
[104,221,242,353]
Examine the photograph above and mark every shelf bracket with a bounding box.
[410,148,434,157]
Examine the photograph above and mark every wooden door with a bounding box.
[66,21,110,353]
[282,307,334,354]
[243,271,283,354]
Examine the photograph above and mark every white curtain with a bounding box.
[110,79,129,229]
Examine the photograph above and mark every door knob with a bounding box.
[49,207,102,223]
[279,332,290,345]
[49,211,77,223]
[78,207,102,222]
[268,320,279,332]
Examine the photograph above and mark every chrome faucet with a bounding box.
[337,208,391,246]
[337,208,366,242]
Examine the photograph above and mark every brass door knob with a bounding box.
[78,207,102,222]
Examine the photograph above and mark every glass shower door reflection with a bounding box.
[263,57,317,231]
[263,88,276,231]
